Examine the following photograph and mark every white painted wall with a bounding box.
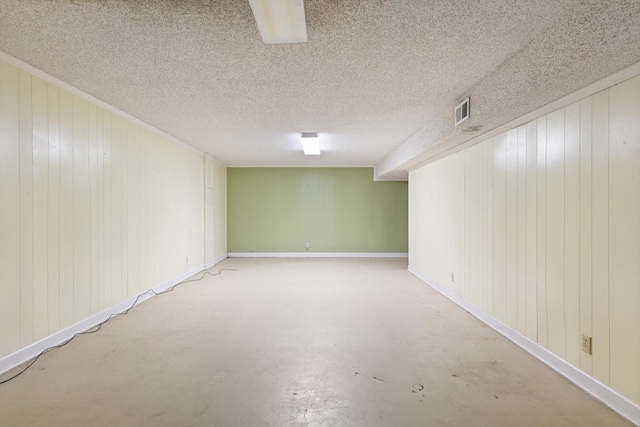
[409,74,640,405]
[0,58,227,360]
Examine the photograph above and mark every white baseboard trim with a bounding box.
[228,252,408,258]
[214,253,229,265]
[204,253,228,269]
[408,265,640,426]
[0,264,206,377]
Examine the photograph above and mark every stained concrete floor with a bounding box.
[0,258,631,426]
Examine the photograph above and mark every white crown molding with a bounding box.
[203,153,228,166]
[373,166,408,182]
[408,60,640,171]
[0,50,202,156]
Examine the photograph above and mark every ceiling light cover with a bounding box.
[301,132,320,155]
[249,0,308,44]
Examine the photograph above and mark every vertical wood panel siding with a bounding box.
[409,74,640,404]
[212,158,228,261]
[203,155,227,265]
[0,59,214,359]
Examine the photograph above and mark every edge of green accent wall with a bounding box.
[227,168,408,253]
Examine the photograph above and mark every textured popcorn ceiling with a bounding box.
[1,0,639,179]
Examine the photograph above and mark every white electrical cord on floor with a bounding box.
[0,267,237,385]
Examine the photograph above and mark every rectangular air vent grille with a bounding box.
[455,97,470,126]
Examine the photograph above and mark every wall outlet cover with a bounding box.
[581,335,592,355]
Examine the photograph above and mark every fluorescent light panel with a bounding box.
[301,133,320,155]
[249,0,308,44]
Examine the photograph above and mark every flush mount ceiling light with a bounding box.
[248,0,308,44]
[301,133,320,155]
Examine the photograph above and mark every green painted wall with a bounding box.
[227,168,408,253]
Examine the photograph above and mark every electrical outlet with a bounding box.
[305,242,310,251]
[451,272,455,282]
[581,335,592,355]
[186,255,189,263]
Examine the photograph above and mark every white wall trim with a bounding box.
[0,50,202,156]
[0,264,206,377]
[373,166,408,182]
[408,60,640,171]
[203,153,227,166]
[205,253,229,269]
[229,252,408,258]
[214,253,229,264]
[408,265,640,426]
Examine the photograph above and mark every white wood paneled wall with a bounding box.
[204,155,215,265]
[409,75,640,404]
[212,158,227,261]
[0,60,208,359]
[204,154,228,265]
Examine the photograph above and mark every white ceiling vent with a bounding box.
[455,97,470,126]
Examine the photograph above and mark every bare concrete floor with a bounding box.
[0,258,631,426]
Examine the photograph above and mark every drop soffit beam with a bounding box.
[248,0,308,44]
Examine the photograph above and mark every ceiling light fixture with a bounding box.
[248,0,308,44]
[301,133,320,155]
